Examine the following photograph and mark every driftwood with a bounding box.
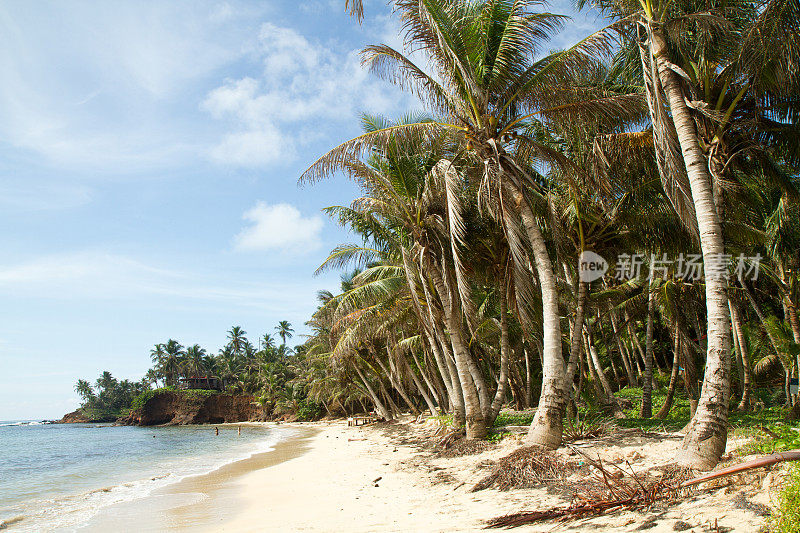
[486,449,800,529]
[485,458,688,528]
[681,449,800,488]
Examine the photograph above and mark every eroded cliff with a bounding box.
[118,390,265,426]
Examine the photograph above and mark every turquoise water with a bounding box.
[0,421,288,532]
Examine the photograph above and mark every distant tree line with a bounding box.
[74,321,324,420]
[74,371,150,418]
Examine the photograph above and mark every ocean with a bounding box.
[0,420,289,532]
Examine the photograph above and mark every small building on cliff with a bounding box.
[178,376,223,391]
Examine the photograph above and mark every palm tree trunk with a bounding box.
[593,310,619,391]
[403,253,455,405]
[376,373,402,417]
[656,325,682,419]
[565,281,589,388]
[640,285,656,418]
[583,330,606,400]
[585,322,617,407]
[428,262,486,438]
[353,362,392,420]
[627,317,647,375]
[374,351,420,415]
[651,26,731,470]
[404,354,439,415]
[609,304,638,386]
[787,296,800,343]
[524,346,533,408]
[416,263,465,424]
[489,291,511,423]
[740,275,791,405]
[414,352,443,410]
[514,190,566,449]
[729,299,752,410]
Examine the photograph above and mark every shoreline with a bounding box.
[19,418,780,532]
[77,423,316,532]
[183,418,776,532]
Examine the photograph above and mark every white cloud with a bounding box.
[233,202,323,252]
[0,1,268,172]
[0,181,93,211]
[0,252,178,298]
[210,127,291,166]
[202,21,411,167]
[0,250,319,311]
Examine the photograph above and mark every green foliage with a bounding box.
[771,465,800,533]
[130,388,218,411]
[295,399,322,421]
[75,371,150,419]
[493,411,535,427]
[131,389,158,411]
[613,386,692,431]
[737,425,800,455]
[432,414,455,428]
[730,406,794,429]
[486,431,507,443]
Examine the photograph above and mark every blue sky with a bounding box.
[0,0,603,420]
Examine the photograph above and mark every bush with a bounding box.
[130,388,219,411]
[131,389,159,411]
[771,465,800,533]
[737,426,800,456]
[295,399,322,421]
[493,411,535,427]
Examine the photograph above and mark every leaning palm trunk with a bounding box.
[651,27,731,470]
[410,351,443,412]
[656,325,682,419]
[403,354,439,415]
[353,362,392,420]
[566,281,590,387]
[489,291,511,424]
[374,351,420,415]
[740,275,793,405]
[585,322,618,409]
[729,299,752,410]
[640,285,656,418]
[514,189,567,449]
[428,262,486,438]
[410,252,466,424]
[608,304,638,386]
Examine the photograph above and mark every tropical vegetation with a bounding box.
[293,0,800,470]
[73,0,800,475]
[74,322,327,421]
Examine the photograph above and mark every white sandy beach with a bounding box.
[159,418,780,533]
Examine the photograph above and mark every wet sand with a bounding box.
[78,425,317,532]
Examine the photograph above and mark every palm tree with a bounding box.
[303,0,635,445]
[162,339,186,387]
[581,0,800,468]
[185,344,207,377]
[149,343,167,384]
[143,369,159,389]
[226,326,248,360]
[275,321,294,347]
[261,333,276,351]
[75,379,95,404]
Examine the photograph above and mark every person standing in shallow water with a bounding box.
[238,426,241,436]
[215,427,219,436]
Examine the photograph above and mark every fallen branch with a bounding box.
[681,449,800,488]
[485,459,688,528]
